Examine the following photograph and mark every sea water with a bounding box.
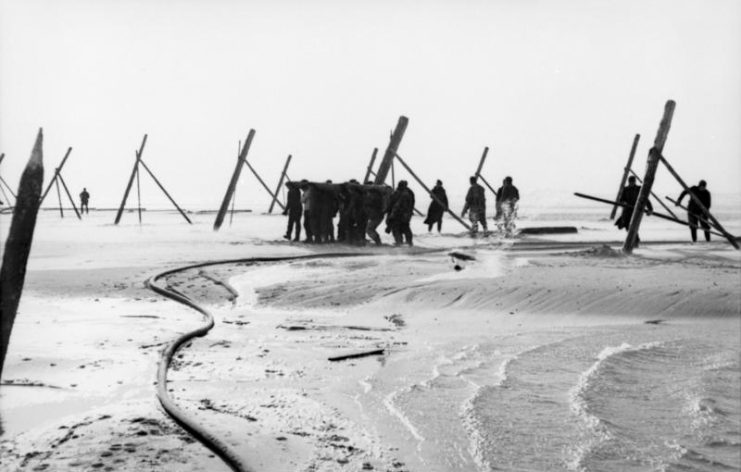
[369,320,740,472]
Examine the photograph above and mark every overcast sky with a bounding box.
[1,0,740,210]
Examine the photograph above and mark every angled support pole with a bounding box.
[611,134,640,219]
[574,192,725,239]
[627,168,678,219]
[115,135,147,224]
[243,159,285,212]
[268,154,292,214]
[665,196,722,236]
[374,116,408,185]
[57,174,81,219]
[214,130,255,230]
[0,128,44,379]
[0,153,17,202]
[478,174,498,196]
[624,101,675,253]
[363,148,378,183]
[39,147,73,204]
[395,152,472,231]
[139,160,192,224]
[473,147,489,178]
[658,155,739,249]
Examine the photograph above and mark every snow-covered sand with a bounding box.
[1,209,739,471]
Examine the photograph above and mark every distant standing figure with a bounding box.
[283,182,302,241]
[495,176,519,236]
[461,176,487,233]
[423,180,448,232]
[79,188,90,214]
[677,179,712,242]
[615,176,653,246]
[387,180,415,246]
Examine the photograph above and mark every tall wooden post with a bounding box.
[268,154,292,214]
[374,116,408,185]
[54,178,64,218]
[659,155,739,249]
[624,101,675,253]
[115,135,148,224]
[394,152,472,231]
[1,129,44,379]
[611,134,640,219]
[214,131,255,230]
[474,147,489,178]
[363,148,378,183]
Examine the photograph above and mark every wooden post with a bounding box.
[474,147,489,178]
[214,133,254,230]
[394,152,472,231]
[611,134,640,219]
[135,165,143,224]
[1,128,44,379]
[362,148,378,183]
[54,178,64,218]
[39,147,72,204]
[57,173,82,219]
[243,159,285,212]
[628,168,678,219]
[139,160,192,224]
[658,155,739,249]
[624,101,675,253]
[268,154,292,214]
[374,116,408,185]
[115,135,148,224]
[478,174,498,196]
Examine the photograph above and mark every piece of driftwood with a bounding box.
[611,134,640,219]
[328,348,385,362]
[624,100,675,253]
[0,129,44,379]
[519,226,578,235]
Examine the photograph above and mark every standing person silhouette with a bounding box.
[423,180,448,232]
[677,179,712,242]
[615,176,652,247]
[461,176,487,234]
[79,188,90,214]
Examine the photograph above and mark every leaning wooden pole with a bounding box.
[0,129,44,379]
[474,147,489,178]
[39,146,72,204]
[363,148,378,183]
[214,131,255,231]
[244,159,285,212]
[624,101,675,253]
[139,160,192,224]
[394,152,472,231]
[611,134,640,219]
[114,135,148,224]
[658,155,739,249]
[268,154,292,214]
[54,178,64,218]
[374,116,408,185]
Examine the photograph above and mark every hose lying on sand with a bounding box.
[145,253,374,472]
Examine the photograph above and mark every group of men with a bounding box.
[282,175,521,246]
[615,176,713,244]
[283,179,416,246]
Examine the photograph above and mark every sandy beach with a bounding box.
[1,210,740,471]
